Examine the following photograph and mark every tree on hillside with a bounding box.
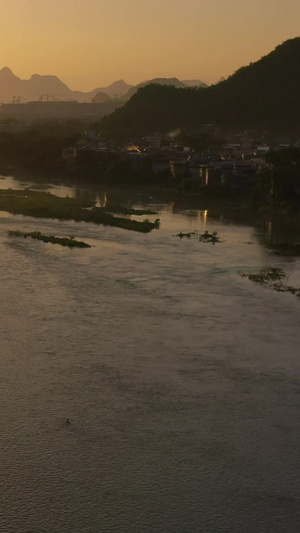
[256,147,300,206]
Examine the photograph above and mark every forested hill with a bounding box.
[100,38,300,135]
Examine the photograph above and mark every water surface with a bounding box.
[1,176,300,532]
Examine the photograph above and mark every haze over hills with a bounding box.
[0,67,73,102]
[0,69,134,103]
[100,37,300,134]
[72,80,134,103]
[182,79,208,87]
[0,69,206,104]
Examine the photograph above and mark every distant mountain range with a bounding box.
[0,68,207,104]
[0,69,134,103]
[100,37,300,134]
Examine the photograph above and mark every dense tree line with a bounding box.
[0,120,83,173]
[255,147,300,208]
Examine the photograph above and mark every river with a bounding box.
[1,176,300,532]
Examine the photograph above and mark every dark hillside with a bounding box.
[208,37,300,126]
[100,38,300,135]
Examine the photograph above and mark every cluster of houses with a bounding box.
[62,128,283,189]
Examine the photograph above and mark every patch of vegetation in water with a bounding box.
[241,267,300,298]
[0,189,159,233]
[199,231,222,243]
[8,230,91,248]
[175,232,196,239]
[242,268,286,283]
[175,230,222,243]
[273,283,300,297]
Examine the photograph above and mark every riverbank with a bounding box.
[2,170,300,243]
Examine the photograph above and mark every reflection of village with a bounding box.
[255,215,300,248]
[32,176,300,252]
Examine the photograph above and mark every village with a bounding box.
[0,100,299,203]
[62,126,293,191]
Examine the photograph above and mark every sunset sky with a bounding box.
[1,0,300,90]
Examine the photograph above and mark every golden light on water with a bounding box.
[198,209,208,228]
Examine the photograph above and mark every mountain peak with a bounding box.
[0,67,15,77]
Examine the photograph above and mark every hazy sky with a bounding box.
[1,0,300,90]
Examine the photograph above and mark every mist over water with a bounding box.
[1,177,300,532]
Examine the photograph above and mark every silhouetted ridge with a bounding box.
[100,37,300,134]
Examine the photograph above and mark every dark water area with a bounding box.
[1,175,300,532]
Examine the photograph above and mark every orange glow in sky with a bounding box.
[1,0,300,90]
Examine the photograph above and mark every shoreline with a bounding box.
[2,168,300,232]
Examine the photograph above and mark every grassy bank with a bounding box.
[0,189,160,233]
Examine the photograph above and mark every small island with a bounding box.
[0,189,160,233]
[8,230,92,248]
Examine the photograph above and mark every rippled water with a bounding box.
[1,176,300,532]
